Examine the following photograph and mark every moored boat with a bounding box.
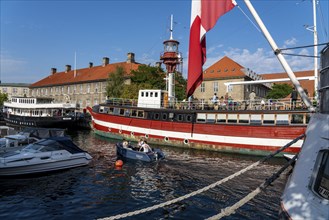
[87,95,309,156]
[116,142,165,162]
[279,44,329,220]
[0,136,92,176]
[3,96,78,128]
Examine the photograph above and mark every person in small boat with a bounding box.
[122,139,129,148]
[138,139,144,147]
[139,140,152,153]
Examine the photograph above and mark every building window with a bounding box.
[37,89,39,96]
[87,84,90,93]
[73,85,76,94]
[50,88,53,94]
[61,87,64,94]
[80,85,83,93]
[213,82,219,93]
[23,88,28,95]
[67,86,70,94]
[45,88,48,95]
[95,83,99,93]
[94,98,98,105]
[2,88,7,93]
[86,99,90,106]
[12,88,18,94]
[201,82,205,93]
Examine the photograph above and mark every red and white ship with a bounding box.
[87,90,309,156]
[87,13,311,156]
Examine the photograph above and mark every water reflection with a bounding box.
[0,129,289,220]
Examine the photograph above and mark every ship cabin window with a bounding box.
[113,108,120,115]
[150,92,153,97]
[104,107,109,113]
[227,114,238,123]
[291,114,305,124]
[197,113,206,123]
[276,114,290,125]
[162,113,168,120]
[250,114,262,125]
[141,92,144,97]
[124,109,131,116]
[155,92,158,97]
[263,114,275,125]
[239,114,249,124]
[137,111,144,118]
[312,150,329,200]
[206,114,216,123]
[119,109,125,116]
[169,113,174,119]
[131,110,137,117]
[176,114,184,122]
[154,113,160,120]
[186,115,193,122]
[108,107,114,114]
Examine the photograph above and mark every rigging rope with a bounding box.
[98,134,305,220]
[206,153,298,220]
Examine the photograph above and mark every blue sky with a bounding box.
[1,0,328,83]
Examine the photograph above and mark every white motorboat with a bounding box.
[0,127,66,153]
[0,136,92,176]
[279,44,329,218]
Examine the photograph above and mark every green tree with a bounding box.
[266,83,293,99]
[0,92,8,106]
[106,66,126,98]
[131,65,166,90]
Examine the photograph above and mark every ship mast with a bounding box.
[243,0,314,111]
[313,0,318,99]
[160,15,181,106]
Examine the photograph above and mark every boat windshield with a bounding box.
[22,139,63,153]
[0,138,15,148]
[312,150,329,200]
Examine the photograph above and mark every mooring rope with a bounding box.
[206,153,299,220]
[98,134,305,220]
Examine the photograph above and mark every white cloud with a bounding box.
[284,37,297,46]
[0,52,28,82]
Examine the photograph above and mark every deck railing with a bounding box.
[105,97,317,111]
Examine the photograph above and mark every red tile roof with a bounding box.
[203,56,246,79]
[30,62,141,88]
[261,70,315,96]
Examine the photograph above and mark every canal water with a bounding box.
[0,129,290,219]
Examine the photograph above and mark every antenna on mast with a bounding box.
[170,14,173,40]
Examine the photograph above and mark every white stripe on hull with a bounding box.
[94,119,303,148]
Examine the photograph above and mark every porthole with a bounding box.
[145,134,149,138]
[164,137,169,142]
[131,131,134,136]
[184,139,189,145]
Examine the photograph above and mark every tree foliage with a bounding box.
[106,64,187,101]
[266,83,293,99]
[0,92,8,106]
[106,66,125,98]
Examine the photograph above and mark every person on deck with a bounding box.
[291,88,298,109]
[249,90,256,110]
[139,141,152,153]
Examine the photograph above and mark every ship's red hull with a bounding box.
[87,106,306,155]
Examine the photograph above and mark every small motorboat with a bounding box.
[0,136,92,176]
[116,142,165,162]
[0,127,67,153]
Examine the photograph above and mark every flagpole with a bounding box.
[74,52,77,78]
[243,0,314,111]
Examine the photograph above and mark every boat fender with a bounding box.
[119,129,122,134]
[115,160,123,167]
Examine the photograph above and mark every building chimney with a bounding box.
[127,52,135,63]
[155,62,162,68]
[51,68,57,75]
[65,65,71,73]
[102,57,109,67]
[89,62,93,68]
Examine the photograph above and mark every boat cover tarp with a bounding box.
[40,137,85,154]
[21,127,66,139]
